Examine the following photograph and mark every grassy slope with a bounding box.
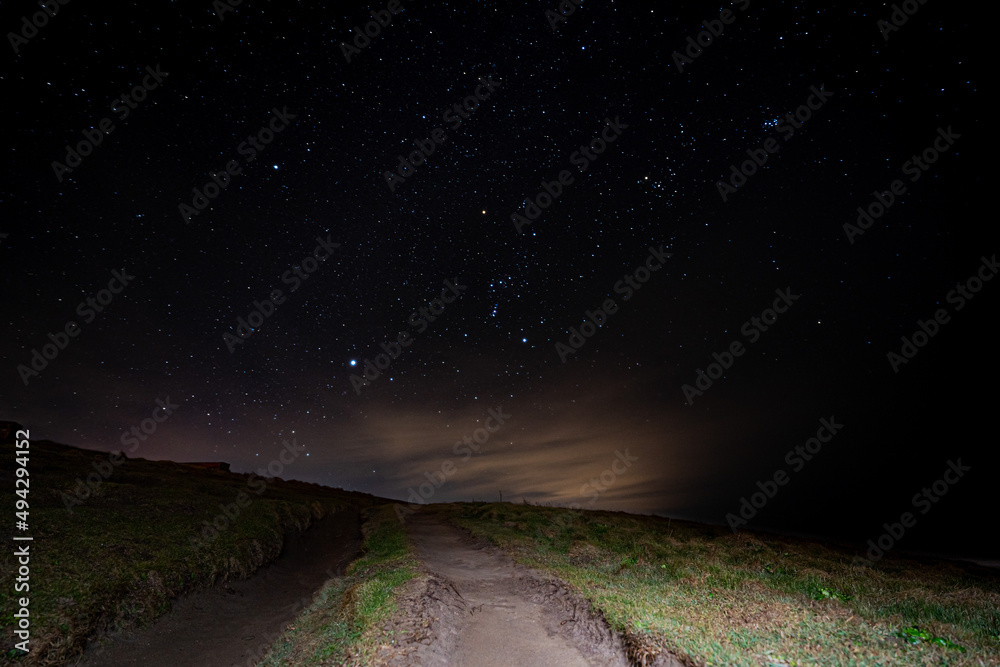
[256,503,420,666]
[0,439,373,666]
[6,437,997,667]
[445,502,1000,667]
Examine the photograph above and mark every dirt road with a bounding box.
[75,507,362,667]
[379,508,631,667]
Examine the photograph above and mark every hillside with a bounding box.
[0,430,381,666]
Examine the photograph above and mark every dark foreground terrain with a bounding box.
[0,431,375,666]
[3,432,998,666]
[75,510,361,667]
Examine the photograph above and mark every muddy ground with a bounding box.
[374,507,684,667]
[71,504,686,666]
[74,507,362,667]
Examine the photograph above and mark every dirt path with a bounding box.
[75,506,362,667]
[380,508,631,667]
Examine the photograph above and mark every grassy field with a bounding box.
[256,503,421,666]
[0,437,373,666]
[445,502,1000,667]
[4,434,997,666]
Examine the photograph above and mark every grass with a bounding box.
[5,436,996,666]
[444,502,1000,667]
[0,438,373,666]
[255,503,420,666]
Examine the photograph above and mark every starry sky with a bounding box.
[2,1,994,559]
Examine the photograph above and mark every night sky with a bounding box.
[3,1,994,559]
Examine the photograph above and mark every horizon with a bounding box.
[15,430,996,567]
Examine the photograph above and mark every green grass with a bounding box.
[0,439,373,667]
[444,502,1000,667]
[255,503,420,666]
[6,438,997,667]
